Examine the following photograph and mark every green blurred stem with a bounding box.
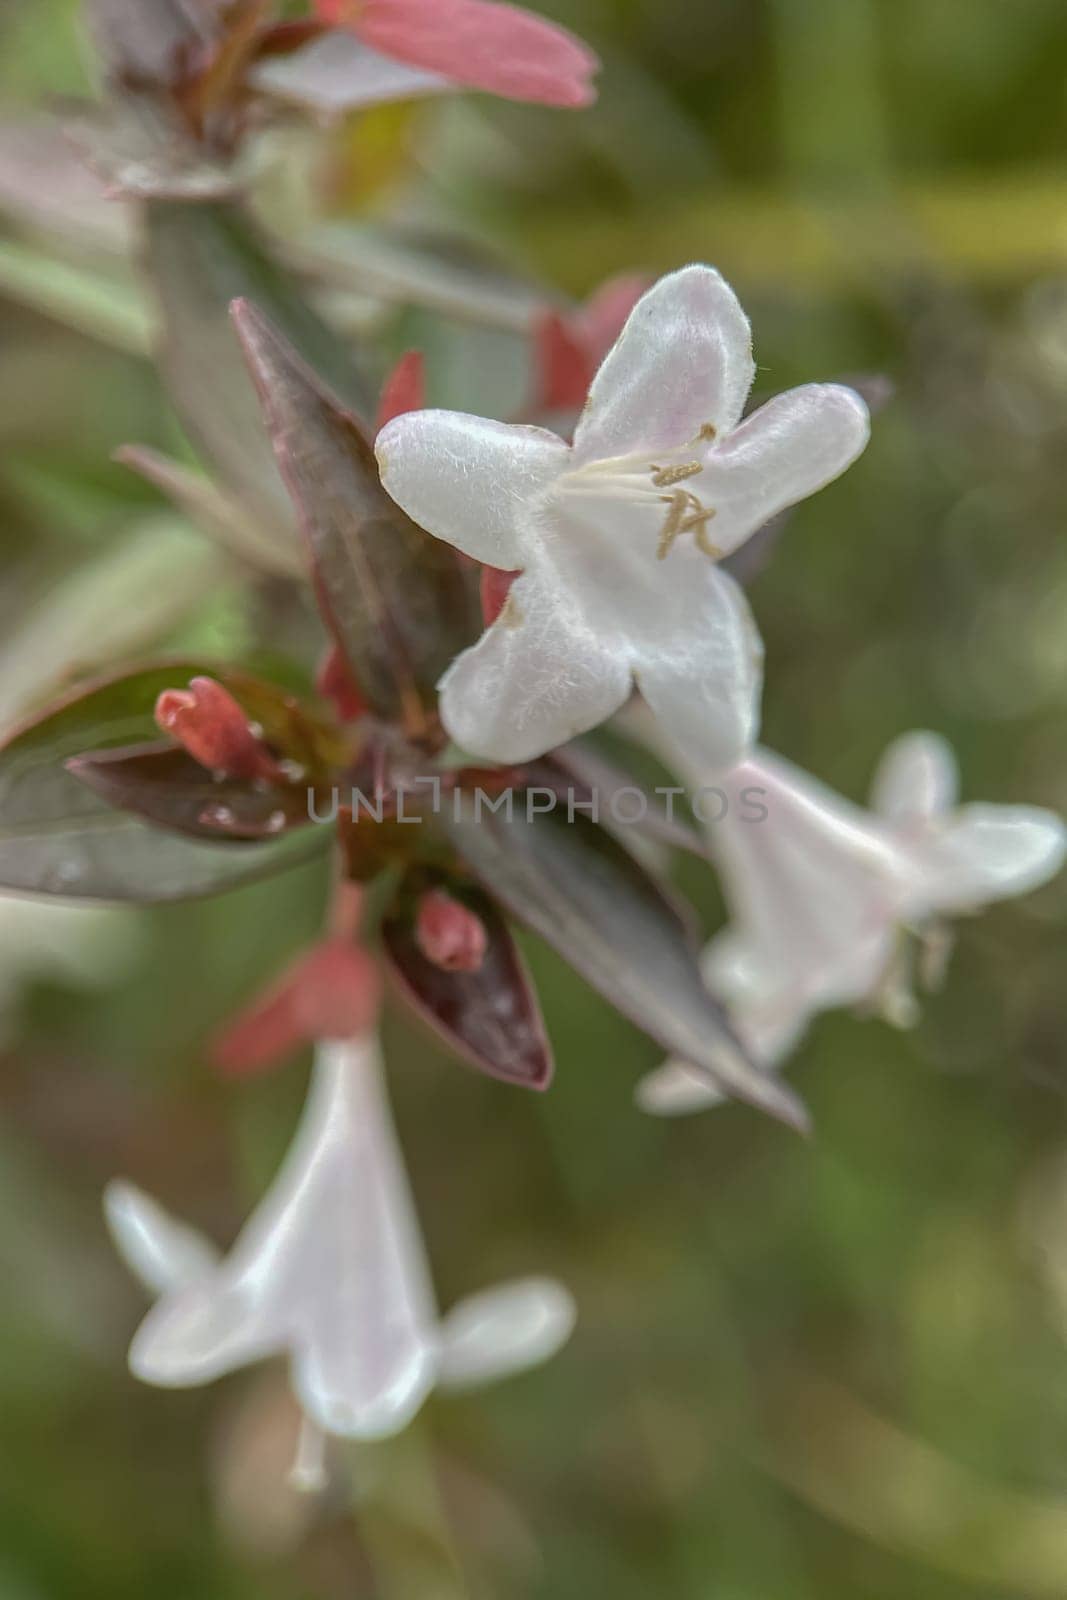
[346,1423,473,1600]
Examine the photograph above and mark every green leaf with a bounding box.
[444,798,809,1131]
[232,299,481,732]
[143,199,376,566]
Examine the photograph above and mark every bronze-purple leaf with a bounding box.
[444,796,809,1132]
[232,298,481,736]
[65,741,313,842]
[382,882,553,1090]
[0,659,326,900]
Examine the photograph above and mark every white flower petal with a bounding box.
[375,411,567,567]
[127,1038,441,1439]
[129,1277,274,1386]
[634,569,763,773]
[907,803,1067,914]
[251,32,449,116]
[572,265,754,464]
[438,1278,576,1389]
[104,1180,219,1298]
[438,575,632,761]
[870,731,958,824]
[692,384,870,555]
[635,1059,726,1116]
[710,753,910,1011]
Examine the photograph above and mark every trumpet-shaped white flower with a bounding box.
[637,733,1066,1114]
[105,1035,575,1458]
[376,265,870,769]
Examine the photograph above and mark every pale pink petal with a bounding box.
[438,575,632,761]
[252,29,449,114]
[352,0,599,109]
[691,383,870,558]
[905,805,1067,916]
[129,1038,442,1439]
[633,569,763,775]
[438,1278,576,1388]
[870,731,958,824]
[376,410,567,567]
[571,266,755,465]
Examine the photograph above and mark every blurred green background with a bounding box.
[2,1,1067,1596]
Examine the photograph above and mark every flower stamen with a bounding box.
[650,461,702,489]
[656,490,720,560]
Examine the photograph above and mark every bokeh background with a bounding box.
[2,1,1067,1595]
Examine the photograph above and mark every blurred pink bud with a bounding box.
[315,643,367,722]
[375,349,426,431]
[532,310,590,410]
[317,0,599,108]
[415,889,488,972]
[533,275,650,411]
[214,938,383,1077]
[479,564,519,626]
[155,677,280,781]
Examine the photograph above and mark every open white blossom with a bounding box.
[105,1035,575,1467]
[637,732,1066,1115]
[376,264,870,769]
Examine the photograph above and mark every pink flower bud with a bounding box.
[315,644,367,722]
[415,889,488,972]
[317,0,599,109]
[214,938,383,1077]
[376,349,426,432]
[155,677,280,781]
[479,565,519,627]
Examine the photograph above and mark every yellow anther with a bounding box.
[650,461,702,489]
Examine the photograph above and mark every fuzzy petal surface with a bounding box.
[438,574,631,760]
[376,411,567,567]
[438,1278,576,1388]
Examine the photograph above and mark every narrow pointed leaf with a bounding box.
[143,199,375,566]
[114,445,304,576]
[551,742,706,858]
[444,800,809,1131]
[232,300,481,730]
[67,742,313,841]
[382,880,552,1089]
[85,0,220,87]
[0,661,327,900]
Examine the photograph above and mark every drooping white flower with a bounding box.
[637,733,1066,1115]
[375,265,870,770]
[105,1035,575,1468]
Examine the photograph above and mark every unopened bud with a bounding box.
[315,644,367,723]
[213,938,382,1077]
[480,565,519,627]
[156,676,279,781]
[415,889,488,973]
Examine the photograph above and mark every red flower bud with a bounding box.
[479,564,519,627]
[315,644,367,723]
[213,938,383,1077]
[155,677,280,781]
[533,309,591,411]
[415,889,488,972]
[375,349,426,432]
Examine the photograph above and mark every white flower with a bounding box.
[637,732,1066,1114]
[105,1035,575,1469]
[376,265,870,770]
